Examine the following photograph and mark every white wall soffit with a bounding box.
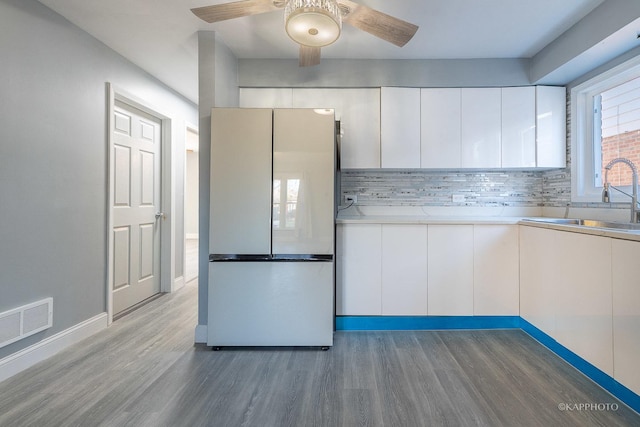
[531,0,640,84]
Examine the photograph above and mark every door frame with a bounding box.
[183,124,199,286]
[106,83,174,324]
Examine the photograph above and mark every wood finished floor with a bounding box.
[1,280,638,427]
[185,238,198,284]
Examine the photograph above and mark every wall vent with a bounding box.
[0,298,53,349]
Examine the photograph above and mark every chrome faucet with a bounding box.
[601,157,640,223]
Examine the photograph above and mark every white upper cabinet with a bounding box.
[461,88,502,168]
[240,88,381,169]
[536,86,566,168]
[381,87,421,168]
[240,85,566,170]
[293,88,381,169]
[502,87,536,168]
[421,88,462,168]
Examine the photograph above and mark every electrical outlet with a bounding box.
[344,194,358,204]
[452,194,465,203]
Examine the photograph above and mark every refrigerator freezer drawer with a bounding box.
[207,261,334,347]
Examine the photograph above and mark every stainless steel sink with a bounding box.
[522,218,640,231]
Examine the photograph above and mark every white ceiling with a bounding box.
[37,0,611,103]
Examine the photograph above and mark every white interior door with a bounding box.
[112,100,162,315]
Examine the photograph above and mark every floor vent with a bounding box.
[0,298,53,349]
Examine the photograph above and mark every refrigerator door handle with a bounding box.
[209,254,333,262]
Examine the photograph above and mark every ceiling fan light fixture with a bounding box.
[284,0,342,47]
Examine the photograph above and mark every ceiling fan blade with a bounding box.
[191,0,282,23]
[299,45,321,67]
[339,0,418,47]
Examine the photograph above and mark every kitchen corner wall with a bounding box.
[338,81,631,211]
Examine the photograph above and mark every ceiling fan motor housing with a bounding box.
[284,0,342,47]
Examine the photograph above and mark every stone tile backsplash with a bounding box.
[340,169,544,207]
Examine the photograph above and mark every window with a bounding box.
[571,56,640,202]
[597,78,640,187]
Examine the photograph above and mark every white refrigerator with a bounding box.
[208,108,335,348]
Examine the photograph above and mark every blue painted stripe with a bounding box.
[335,315,640,414]
[519,319,640,415]
[335,316,521,331]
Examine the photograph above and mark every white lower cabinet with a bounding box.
[337,223,519,317]
[427,225,474,315]
[612,239,640,395]
[520,226,558,337]
[381,225,428,315]
[520,225,613,376]
[336,224,382,315]
[473,225,519,315]
[554,232,613,376]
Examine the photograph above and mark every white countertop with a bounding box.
[336,205,540,224]
[337,215,525,225]
[336,206,640,242]
[518,218,640,242]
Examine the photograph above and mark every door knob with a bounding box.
[155,212,166,220]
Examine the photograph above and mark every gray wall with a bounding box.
[0,0,197,359]
[197,31,240,330]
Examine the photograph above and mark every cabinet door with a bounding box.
[421,88,461,168]
[519,226,558,337]
[239,88,293,108]
[381,225,428,315]
[427,225,474,315]
[612,239,640,395]
[502,87,536,168]
[473,225,519,315]
[336,224,382,315]
[461,88,502,168]
[293,88,381,169]
[381,87,421,168]
[210,108,272,254]
[553,232,612,376]
[536,86,566,168]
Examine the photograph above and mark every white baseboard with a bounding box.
[173,276,185,292]
[195,324,207,343]
[0,312,108,383]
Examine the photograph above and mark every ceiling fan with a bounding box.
[191,0,419,67]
